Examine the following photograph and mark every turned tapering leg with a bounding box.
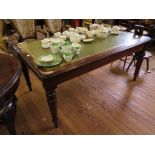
[45,89,58,128]
[21,60,32,91]
[42,80,58,128]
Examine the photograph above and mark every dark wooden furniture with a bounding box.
[119,20,140,31]
[123,25,152,73]
[43,19,72,36]
[12,31,150,128]
[0,52,21,134]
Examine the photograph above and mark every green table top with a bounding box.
[17,31,150,74]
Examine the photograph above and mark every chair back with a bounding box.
[82,19,93,28]
[134,25,144,36]
[11,19,36,40]
[149,26,155,40]
[45,19,62,33]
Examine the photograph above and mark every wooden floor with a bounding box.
[1,51,155,134]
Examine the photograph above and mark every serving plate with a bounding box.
[36,54,62,67]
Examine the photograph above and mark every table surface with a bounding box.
[0,53,21,98]
[17,31,151,77]
[15,31,151,128]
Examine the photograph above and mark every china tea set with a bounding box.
[39,24,121,66]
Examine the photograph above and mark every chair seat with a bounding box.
[144,51,152,58]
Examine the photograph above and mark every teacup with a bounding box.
[70,33,81,43]
[61,44,72,51]
[72,43,81,54]
[41,38,50,48]
[100,27,109,33]
[62,30,69,37]
[76,27,83,33]
[90,30,97,36]
[100,32,109,38]
[50,38,62,47]
[86,31,93,38]
[48,38,55,43]
[63,55,73,62]
[69,28,76,32]
[90,24,100,30]
[80,34,86,40]
[67,31,75,38]
[96,30,109,39]
[54,32,61,38]
[111,26,121,34]
[80,27,88,35]
[60,35,67,40]
[50,43,60,54]
[62,50,73,62]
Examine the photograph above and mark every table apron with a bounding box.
[44,43,146,86]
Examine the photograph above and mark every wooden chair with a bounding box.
[44,19,72,36]
[123,25,152,73]
[82,19,93,28]
[148,25,155,45]
[10,19,48,41]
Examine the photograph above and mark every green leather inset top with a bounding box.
[18,31,147,70]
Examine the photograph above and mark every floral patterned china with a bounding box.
[72,43,81,54]
[36,54,62,67]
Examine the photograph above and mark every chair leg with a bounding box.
[133,59,136,66]
[146,58,151,73]
[123,56,128,71]
[126,58,135,71]
[6,97,17,135]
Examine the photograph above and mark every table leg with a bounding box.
[43,84,58,128]
[133,51,145,81]
[21,60,32,91]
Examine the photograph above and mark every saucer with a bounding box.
[82,38,94,42]
[36,54,62,67]
[111,31,120,35]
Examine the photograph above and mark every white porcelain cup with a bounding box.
[63,55,73,62]
[72,43,81,54]
[50,45,60,54]
[86,31,93,38]
[54,32,61,38]
[41,39,50,48]
[69,28,76,32]
[51,38,62,47]
[111,26,121,34]
[61,44,72,51]
[70,33,81,43]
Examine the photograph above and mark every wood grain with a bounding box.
[1,54,155,134]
